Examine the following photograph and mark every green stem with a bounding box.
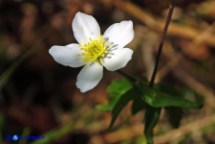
[116,70,137,82]
[31,123,75,144]
[146,1,175,144]
[19,128,31,144]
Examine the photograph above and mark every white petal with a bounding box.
[72,12,100,44]
[49,44,84,67]
[103,48,133,71]
[103,20,134,48]
[76,63,103,92]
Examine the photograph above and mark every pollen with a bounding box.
[79,36,110,64]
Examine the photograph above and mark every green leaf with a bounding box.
[19,128,31,144]
[109,90,133,129]
[107,79,133,97]
[154,83,181,97]
[165,107,183,128]
[96,95,118,112]
[155,83,183,128]
[96,104,113,112]
[144,107,161,144]
[96,79,132,112]
[131,94,147,115]
[140,75,149,85]
[141,86,203,109]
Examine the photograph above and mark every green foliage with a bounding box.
[131,94,147,115]
[103,78,203,144]
[154,83,181,97]
[165,107,183,128]
[96,79,132,112]
[107,78,133,97]
[19,128,31,144]
[109,90,133,129]
[155,83,183,128]
[32,123,75,144]
[141,85,203,109]
[144,107,161,144]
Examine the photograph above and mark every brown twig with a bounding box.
[154,114,215,143]
[98,113,215,144]
[114,1,215,47]
[173,68,215,109]
[156,41,215,109]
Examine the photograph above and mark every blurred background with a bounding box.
[0,0,215,143]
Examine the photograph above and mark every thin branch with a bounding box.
[149,0,176,87]
[116,70,137,82]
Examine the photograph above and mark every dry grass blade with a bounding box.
[154,114,215,143]
[114,1,215,47]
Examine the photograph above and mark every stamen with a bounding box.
[78,35,115,64]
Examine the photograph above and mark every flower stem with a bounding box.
[116,70,137,82]
[145,1,175,144]
[149,0,175,88]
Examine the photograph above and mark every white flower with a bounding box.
[49,12,134,93]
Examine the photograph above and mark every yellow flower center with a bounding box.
[79,36,110,64]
